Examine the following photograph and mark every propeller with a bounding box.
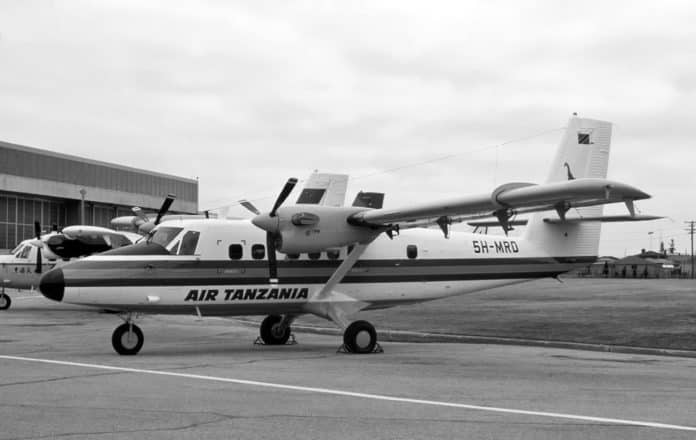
[239,199,260,215]
[131,194,177,235]
[251,178,298,282]
[155,194,176,225]
[34,221,43,274]
[270,178,298,217]
[131,206,150,227]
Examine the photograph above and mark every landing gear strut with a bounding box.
[0,293,10,311]
[112,315,144,355]
[258,315,293,345]
[342,320,380,354]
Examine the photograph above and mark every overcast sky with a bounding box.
[1,1,695,256]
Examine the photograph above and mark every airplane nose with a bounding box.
[40,268,64,302]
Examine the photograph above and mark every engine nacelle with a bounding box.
[273,206,381,254]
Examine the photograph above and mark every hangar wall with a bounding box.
[0,140,198,250]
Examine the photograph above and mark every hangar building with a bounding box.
[0,140,198,251]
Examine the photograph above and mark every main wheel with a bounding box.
[0,293,10,310]
[112,323,144,355]
[343,320,377,354]
[260,315,291,345]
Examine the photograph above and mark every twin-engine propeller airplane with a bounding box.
[38,116,659,354]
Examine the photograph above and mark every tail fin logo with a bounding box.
[577,132,593,145]
[563,163,576,181]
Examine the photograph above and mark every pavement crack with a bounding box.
[0,371,121,388]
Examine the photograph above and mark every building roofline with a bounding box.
[0,139,198,184]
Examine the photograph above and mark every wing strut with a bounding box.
[303,243,371,328]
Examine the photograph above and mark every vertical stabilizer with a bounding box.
[523,116,612,257]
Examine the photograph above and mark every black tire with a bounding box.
[343,320,377,354]
[112,323,144,355]
[260,315,291,345]
[0,293,10,310]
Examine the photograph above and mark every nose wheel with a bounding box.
[259,315,293,345]
[0,293,10,310]
[112,323,144,355]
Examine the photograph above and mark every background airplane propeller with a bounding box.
[133,194,176,234]
[33,221,42,274]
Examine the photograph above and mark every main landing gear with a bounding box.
[112,314,144,355]
[0,293,11,310]
[342,320,381,354]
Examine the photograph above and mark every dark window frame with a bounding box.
[251,244,266,260]
[228,244,243,260]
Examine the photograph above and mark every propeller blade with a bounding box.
[34,221,42,274]
[270,178,298,217]
[155,194,176,225]
[131,207,149,224]
[266,232,278,282]
[239,199,260,215]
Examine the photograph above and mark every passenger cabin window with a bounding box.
[179,231,200,255]
[147,227,183,248]
[286,253,300,260]
[229,244,243,260]
[308,252,321,260]
[251,244,265,260]
[407,245,418,259]
[326,250,340,260]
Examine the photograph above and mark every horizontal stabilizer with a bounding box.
[543,214,663,224]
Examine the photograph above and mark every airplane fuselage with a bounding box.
[0,243,56,290]
[40,219,595,316]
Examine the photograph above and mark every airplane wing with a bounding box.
[47,226,137,259]
[349,178,652,232]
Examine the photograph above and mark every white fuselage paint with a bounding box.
[0,242,56,290]
[52,219,593,317]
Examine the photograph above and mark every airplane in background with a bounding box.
[38,116,660,355]
[0,222,141,310]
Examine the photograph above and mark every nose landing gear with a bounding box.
[257,314,296,345]
[112,314,144,355]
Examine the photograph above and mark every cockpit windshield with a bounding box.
[146,227,183,248]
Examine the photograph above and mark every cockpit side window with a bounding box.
[147,227,183,248]
[18,246,31,259]
[178,231,200,255]
[169,241,180,255]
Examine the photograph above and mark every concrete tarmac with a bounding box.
[1,292,696,439]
